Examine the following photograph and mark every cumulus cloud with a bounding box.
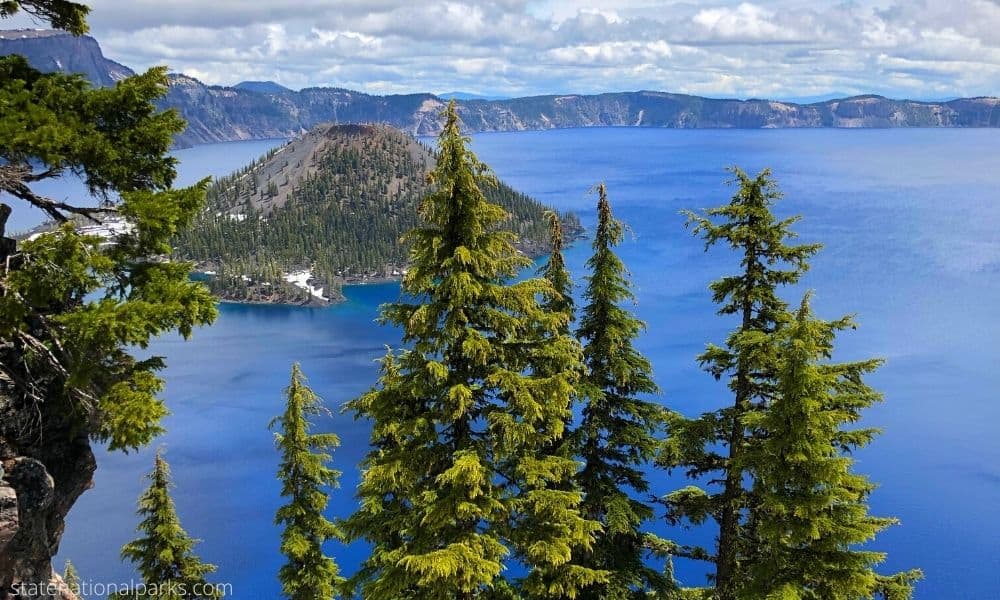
[16,0,996,99]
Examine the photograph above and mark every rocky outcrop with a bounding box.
[0,428,94,600]
[0,30,133,87]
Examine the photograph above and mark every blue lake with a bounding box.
[51,129,999,598]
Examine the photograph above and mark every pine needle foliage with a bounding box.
[740,294,921,600]
[344,101,603,600]
[658,167,820,599]
[270,364,345,600]
[0,30,216,454]
[573,184,666,599]
[117,451,221,600]
[62,560,81,598]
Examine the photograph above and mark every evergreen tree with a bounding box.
[538,211,574,326]
[573,184,666,599]
[118,451,220,600]
[1,1,215,591]
[658,167,820,599]
[344,101,603,600]
[270,364,344,600]
[740,294,921,600]
[62,560,81,598]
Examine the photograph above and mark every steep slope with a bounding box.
[172,123,580,305]
[162,84,1000,147]
[0,29,133,86]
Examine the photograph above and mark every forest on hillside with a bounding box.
[172,124,580,304]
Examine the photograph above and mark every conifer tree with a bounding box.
[345,101,603,600]
[1,2,216,591]
[742,295,920,600]
[539,211,574,326]
[117,451,220,600]
[573,184,666,599]
[658,168,820,599]
[62,560,81,598]
[740,294,921,600]
[270,364,344,600]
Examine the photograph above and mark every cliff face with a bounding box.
[0,29,133,86]
[4,30,999,148]
[161,85,1000,148]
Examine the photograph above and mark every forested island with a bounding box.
[172,123,581,305]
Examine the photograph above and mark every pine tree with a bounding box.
[62,560,81,598]
[658,167,820,599]
[539,211,574,326]
[741,294,921,599]
[270,364,344,600]
[118,451,220,600]
[344,101,603,600]
[572,184,666,599]
[1,1,216,591]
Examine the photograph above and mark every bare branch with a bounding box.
[0,164,117,224]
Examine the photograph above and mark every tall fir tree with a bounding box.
[344,101,603,600]
[270,364,344,600]
[539,211,574,326]
[117,451,220,600]
[740,294,921,600]
[658,167,820,599]
[573,184,666,599]
[510,210,603,599]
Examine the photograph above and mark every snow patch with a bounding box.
[283,269,328,301]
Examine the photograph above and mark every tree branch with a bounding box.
[0,163,117,224]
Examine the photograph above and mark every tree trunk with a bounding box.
[715,286,755,600]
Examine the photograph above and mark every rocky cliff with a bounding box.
[3,30,999,149]
[161,83,1000,148]
[0,29,132,87]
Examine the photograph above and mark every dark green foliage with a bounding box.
[117,451,221,600]
[270,364,344,600]
[573,184,666,599]
[658,167,820,598]
[538,211,574,326]
[344,102,603,600]
[740,295,921,600]
[0,54,216,452]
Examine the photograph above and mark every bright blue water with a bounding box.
[50,129,999,598]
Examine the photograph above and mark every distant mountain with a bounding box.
[438,91,510,101]
[778,92,856,104]
[234,80,293,94]
[172,123,581,305]
[5,30,1000,149]
[0,29,133,86]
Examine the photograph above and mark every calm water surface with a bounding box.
[54,129,999,598]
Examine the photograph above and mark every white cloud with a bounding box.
[10,0,993,99]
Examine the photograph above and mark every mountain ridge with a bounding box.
[3,30,999,148]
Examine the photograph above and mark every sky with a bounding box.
[6,0,1000,99]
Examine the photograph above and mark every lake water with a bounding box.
[49,129,999,598]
